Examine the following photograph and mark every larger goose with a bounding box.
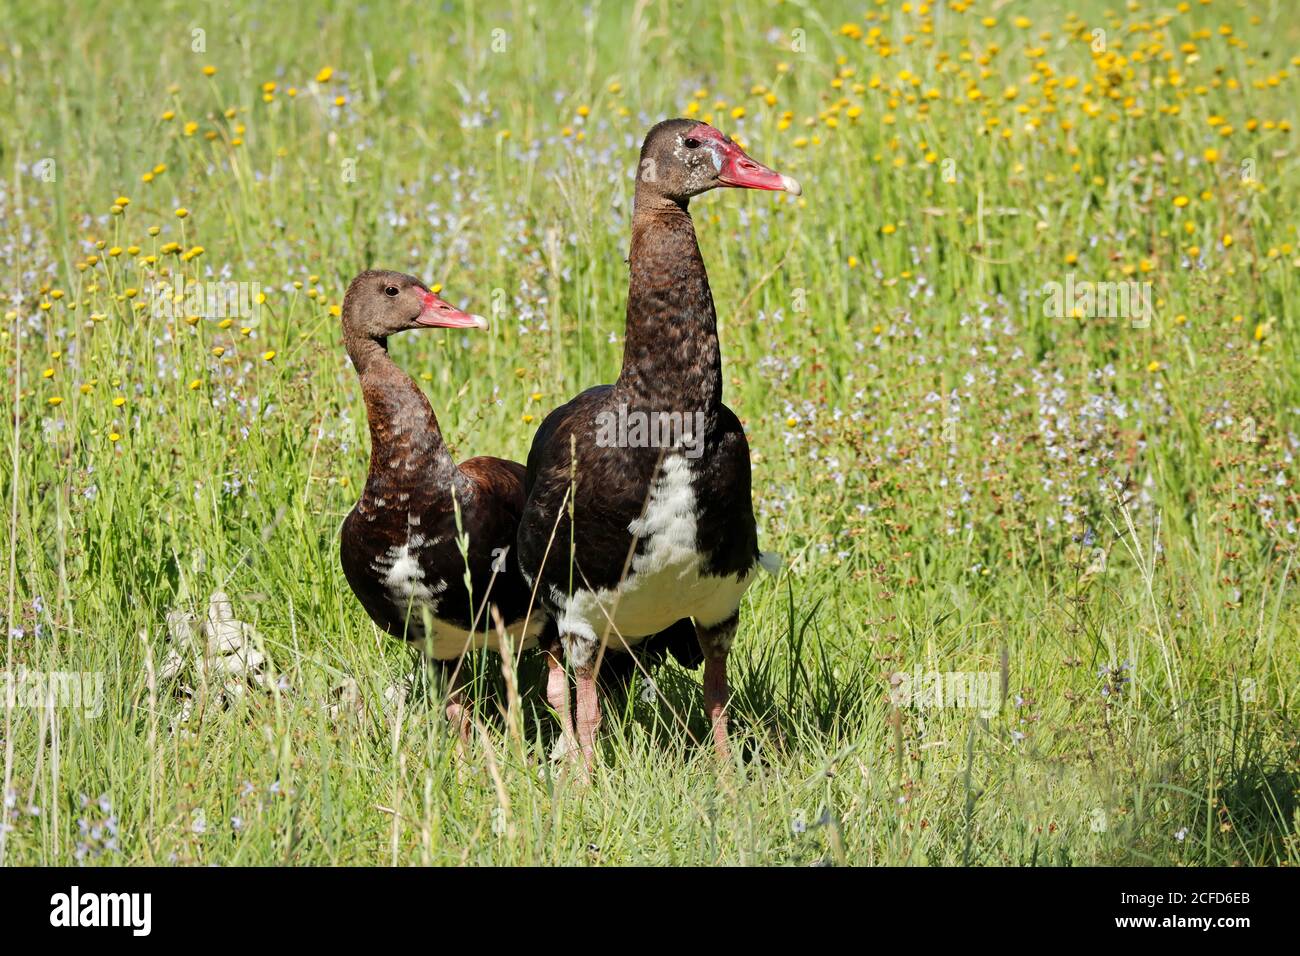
[339,270,554,737]
[517,121,800,761]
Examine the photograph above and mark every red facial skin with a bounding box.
[686,123,802,195]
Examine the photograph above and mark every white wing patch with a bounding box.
[627,456,698,573]
[374,535,445,618]
[372,533,542,658]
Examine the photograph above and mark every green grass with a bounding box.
[2,0,1298,865]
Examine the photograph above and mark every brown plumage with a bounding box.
[338,270,546,738]
[517,121,800,763]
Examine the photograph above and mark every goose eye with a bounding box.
[384,286,399,297]
[683,137,701,150]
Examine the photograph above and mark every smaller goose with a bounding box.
[339,270,551,738]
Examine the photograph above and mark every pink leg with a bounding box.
[698,616,738,759]
[445,689,472,743]
[440,658,473,744]
[544,643,578,760]
[703,654,731,758]
[575,665,602,769]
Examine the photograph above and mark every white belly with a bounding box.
[415,613,545,660]
[553,455,758,651]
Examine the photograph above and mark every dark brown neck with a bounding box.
[616,195,722,417]
[346,333,460,495]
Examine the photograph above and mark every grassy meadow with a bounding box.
[2,0,1298,866]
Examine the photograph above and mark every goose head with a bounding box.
[342,270,487,341]
[635,118,801,204]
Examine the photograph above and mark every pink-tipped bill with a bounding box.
[416,290,488,329]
